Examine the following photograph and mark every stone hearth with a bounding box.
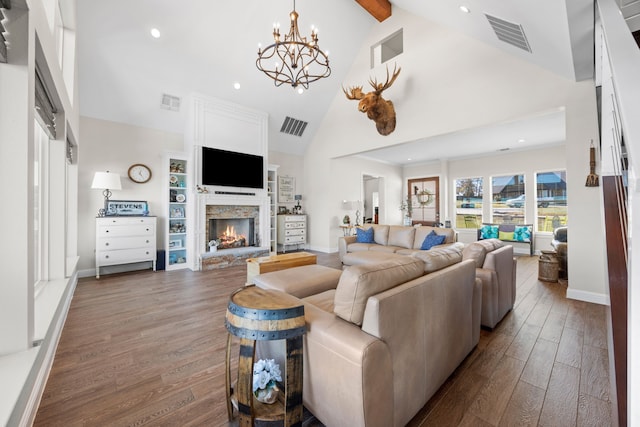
[200,247,268,270]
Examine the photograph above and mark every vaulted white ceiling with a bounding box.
[77,0,595,165]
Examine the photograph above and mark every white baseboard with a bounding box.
[566,287,610,306]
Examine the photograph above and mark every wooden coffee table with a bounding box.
[246,251,317,285]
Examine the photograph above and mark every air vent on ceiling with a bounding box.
[161,94,181,111]
[485,14,532,53]
[280,116,308,137]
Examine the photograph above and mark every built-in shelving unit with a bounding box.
[166,154,190,270]
[268,165,279,254]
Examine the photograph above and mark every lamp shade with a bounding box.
[294,194,302,201]
[91,171,122,190]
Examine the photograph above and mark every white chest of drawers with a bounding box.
[277,214,307,252]
[95,216,157,278]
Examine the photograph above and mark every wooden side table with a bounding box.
[225,286,306,426]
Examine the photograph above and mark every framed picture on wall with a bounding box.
[278,176,295,202]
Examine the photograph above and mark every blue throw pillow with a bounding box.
[480,224,499,239]
[355,227,375,243]
[513,225,532,242]
[420,230,446,250]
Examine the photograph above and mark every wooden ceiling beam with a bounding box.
[355,0,391,22]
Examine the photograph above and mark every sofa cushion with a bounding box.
[342,251,408,266]
[411,245,463,273]
[346,242,375,253]
[412,226,455,249]
[303,289,336,313]
[513,225,532,242]
[420,230,446,250]
[371,224,390,246]
[480,224,499,239]
[387,226,416,249]
[355,227,375,243]
[498,230,515,241]
[369,245,403,253]
[334,257,425,325]
[254,265,342,298]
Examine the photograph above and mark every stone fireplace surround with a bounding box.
[196,193,270,270]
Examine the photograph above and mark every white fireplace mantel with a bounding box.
[194,192,270,269]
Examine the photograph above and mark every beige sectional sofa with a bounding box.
[253,245,481,427]
[462,238,517,329]
[338,224,456,264]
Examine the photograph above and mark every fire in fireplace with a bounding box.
[209,218,255,249]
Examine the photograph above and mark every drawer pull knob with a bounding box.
[105,230,109,233]
[146,240,149,243]
[105,255,109,259]
[105,243,109,246]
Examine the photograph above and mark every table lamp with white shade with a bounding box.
[91,171,121,216]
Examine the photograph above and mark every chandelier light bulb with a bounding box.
[297,87,304,94]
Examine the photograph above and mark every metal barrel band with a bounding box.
[225,321,306,340]
[227,300,305,320]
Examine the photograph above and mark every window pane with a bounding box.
[455,178,483,228]
[536,171,567,232]
[492,174,525,225]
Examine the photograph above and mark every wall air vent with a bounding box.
[280,116,308,137]
[161,93,181,111]
[485,14,532,53]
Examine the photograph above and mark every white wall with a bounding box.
[77,117,183,273]
[303,6,607,302]
[268,150,305,211]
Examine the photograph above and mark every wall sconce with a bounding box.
[92,171,122,216]
[585,140,600,187]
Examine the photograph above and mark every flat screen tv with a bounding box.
[201,146,264,189]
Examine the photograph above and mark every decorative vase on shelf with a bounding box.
[255,384,279,404]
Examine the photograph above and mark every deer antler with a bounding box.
[369,63,401,93]
[343,85,365,100]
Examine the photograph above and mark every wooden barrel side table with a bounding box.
[225,286,306,427]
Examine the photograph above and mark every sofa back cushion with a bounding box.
[334,256,424,325]
[361,224,390,246]
[412,226,455,249]
[387,225,416,249]
[462,239,504,268]
[411,244,463,273]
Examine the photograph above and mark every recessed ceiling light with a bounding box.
[459,6,470,13]
[518,138,526,143]
[150,28,161,38]
[407,157,412,161]
[233,82,241,90]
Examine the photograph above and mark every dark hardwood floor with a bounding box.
[34,252,612,426]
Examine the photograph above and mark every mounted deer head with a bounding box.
[343,64,401,136]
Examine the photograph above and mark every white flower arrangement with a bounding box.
[252,358,282,395]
